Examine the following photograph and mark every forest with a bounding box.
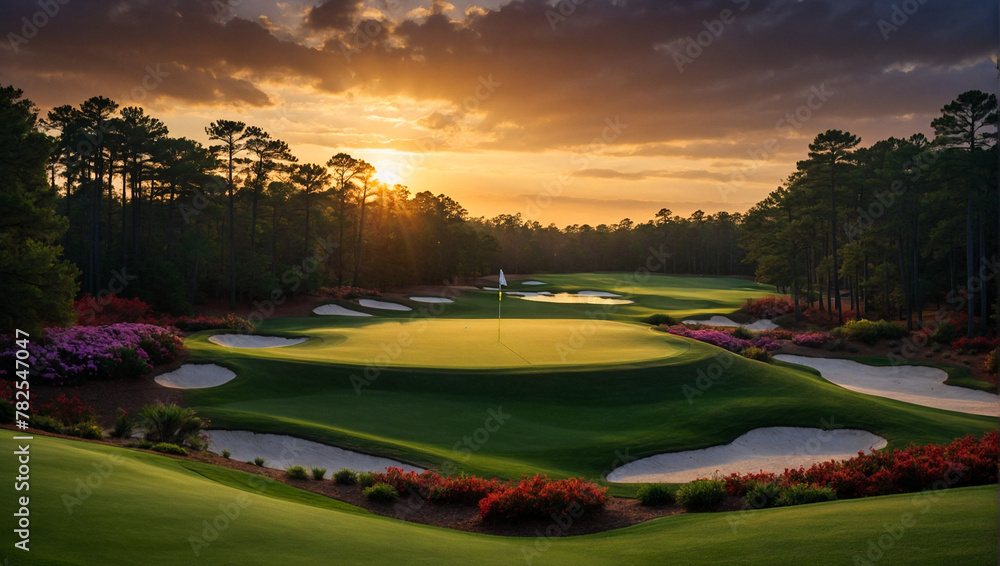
[0,85,996,338]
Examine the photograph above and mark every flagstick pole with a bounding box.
[497,289,502,342]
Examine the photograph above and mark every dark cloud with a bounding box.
[305,0,363,30]
[0,0,994,152]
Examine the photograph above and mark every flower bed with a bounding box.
[478,475,607,521]
[719,432,997,501]
[791,332,832,348]
[742,297,794,319]
[0,323,185,385]
[662,326,781,352]
[369,468,606,521]
[950,337,999,353]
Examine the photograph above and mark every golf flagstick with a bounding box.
[498,269,507,342]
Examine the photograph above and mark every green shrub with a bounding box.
[221,449,231,459]
[151,442,188,456]
[68,421,104,440]
[333,468,358,485]
[363,482,400,504]
[636,483,675,506]
[106,347,153,380]
[931,344,942,353]
[0,400,14,424]
[985,349,998,376]
[676,479,727,512]
[112,408,136,438]
[253,456,266,467]
[847,345,860,353]
[837,319,907,345]
[739,346,773,363]
[775,484,837,507]
[357,472,376,488]
[127,439,153,449]
[745,481,782,509]
[140,402,205,447]
[642,313,676,326]
[30,414,64,433]
[311,467,328,481]
[286,465,309,480]
[732,326,753,340]
[931,322,956,344]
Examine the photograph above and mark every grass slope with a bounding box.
[2,432,995,566]
[186,333,995,480]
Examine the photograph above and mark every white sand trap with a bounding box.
[483,286,500,291]
[208,334,308,348]
[577,290,623,297]
[776,355,1000,417]
[682,316,779,331]
[518,293,634,305]
[205,430,424,478]
[607,427,887,483]
[521,280,547,285]
[359,299,412,311]
[409,296,455,304]
[154,364,237,389]
[313,304,373,317]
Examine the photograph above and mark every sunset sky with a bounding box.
[1,0,995,226]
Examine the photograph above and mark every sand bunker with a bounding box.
[409,296,455,304]
[358,299,412,311]
[682,316,779,331]
[518,292,633,305]
[205,430,424,478]
[607,427,887,483]
[208,335,307,348]
[154,364,237,389]
[577,290,623,297]
[521,280,547,285]
[313,304,372,317]
[776,355,1000,417]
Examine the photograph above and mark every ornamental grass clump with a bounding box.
[140,402,206,448]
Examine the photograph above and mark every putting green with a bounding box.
[194,318,692,370]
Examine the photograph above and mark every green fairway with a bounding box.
[174,274,997,481]
[2,432,995,566]
[193,318,693,370]
[331,272,777,322]
[186,340,995,480]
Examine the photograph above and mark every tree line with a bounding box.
[741,90,998,337]
[1,85,996,339]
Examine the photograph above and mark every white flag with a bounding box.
[499,269,507,287]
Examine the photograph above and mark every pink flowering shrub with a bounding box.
[664,326,752,352]
[0,323,185,385]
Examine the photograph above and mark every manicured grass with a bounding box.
[2,432,995,566]
[191,318,695,370]
[186,333,995,480]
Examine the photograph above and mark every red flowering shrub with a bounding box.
[75,294,153,326]
[0,379,12,402]
[478,475,606,521]
[720,432,998,501]
[950,337,999,353]
[429,475,506,505]
[743,297,794,319]
[38,394,95,426]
